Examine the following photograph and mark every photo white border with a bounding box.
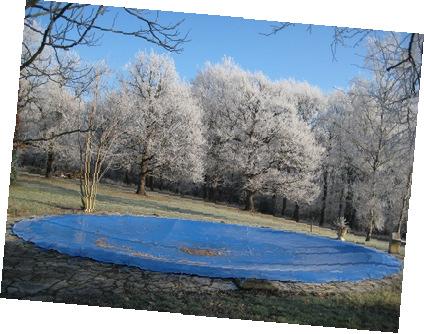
[1,1,423,334]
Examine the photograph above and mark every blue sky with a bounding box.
[69,6,374,92]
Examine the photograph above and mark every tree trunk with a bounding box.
[319,169,328,226]
[136,160,148,196]
[80,193,87,212]
[79,165,99,214]
[80,156,100,213]
[365,209,375,241]
[272,194,277,216]
[82,194,96,213]
[244,191,255,211]
[365,223,373,242]
[293,203,299,222]
[148,175,154,191]
[344,167,356,228]
[397,166,413,235]
[338,186,345,218]
[10,147,18,184]
[45,144,54,178]
[209,185,217,203]
[281,197,287,216]
[203,175,209,199]
[344,189,355,227]
[10,113,21,184]
[203,185,208,199]
[124,169,130,185]
[158,177,163,191]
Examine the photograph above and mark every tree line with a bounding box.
[14,8,422,241]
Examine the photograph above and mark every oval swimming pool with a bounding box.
[12,214,401,283]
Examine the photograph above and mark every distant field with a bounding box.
[7,172,403,255]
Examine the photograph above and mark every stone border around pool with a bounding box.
[2,215,403,298]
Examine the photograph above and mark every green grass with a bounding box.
[5,172,403,332]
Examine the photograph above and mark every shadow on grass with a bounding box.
[12,196,79,212]
[18,178,81,198]
[97,193,230,221]
[18,176,230,221]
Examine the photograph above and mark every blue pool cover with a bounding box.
[12,214,401,283]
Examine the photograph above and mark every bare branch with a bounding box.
[19,127,92,145]
[22,1,190,71]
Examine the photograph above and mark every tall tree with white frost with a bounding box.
[192,58,244,201]
[13,23,86,182]
[193,58,323,211]
[314,91,354,227]
[19,81,81,178]
[276,80,327,126]
[364,35,421,237]
[274,80,327,218]
[341,74,414,241]
[124,51,204,196]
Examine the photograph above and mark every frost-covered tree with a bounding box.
[13,22,89,182]
[192,58,245,201]
[314,91,354,226]
[273,80,327,218]
[276,80,327,126]
[364,35,421,237]
[309,35,421,239]
[124,51,204,196]
[14,1,189,182]
[340,75,414,240]
[19,81,81,177]
[193,58,323,211]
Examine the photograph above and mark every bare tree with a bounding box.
[23,1,189,72]
[264,23,422,96]
[77,67,130,212]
